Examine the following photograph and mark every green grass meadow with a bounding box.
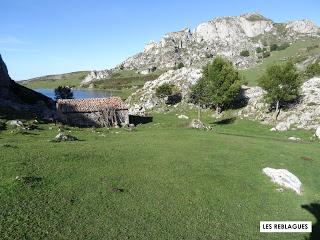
[0,112,319,239]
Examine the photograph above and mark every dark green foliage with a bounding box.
[277,43,290,51]
[256,47,263,53]
[177,62,184,69]
[262,51,271,58]
[54,86,74,100]
[271,43,290,52]
[305,60,320,78]
[259,61,301,108]
[155,83,174,98]
[190,57,243,110]
[0,120,6,130]
[270,44,278,52]
[240,50,250,57]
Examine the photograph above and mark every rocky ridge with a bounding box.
[83,12,319,85]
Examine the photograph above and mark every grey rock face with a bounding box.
[81,69,114,86]
[127,67,202,115]
[83,13,320,85]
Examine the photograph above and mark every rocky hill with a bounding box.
[0,54,55,118]
[82,12,319,85]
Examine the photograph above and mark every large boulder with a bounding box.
[263,167,302,195]
[0,54,56,118]
[315,126,320,139]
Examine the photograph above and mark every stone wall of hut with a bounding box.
[57,109,129,127]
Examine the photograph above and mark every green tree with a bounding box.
[259,61,301,119]
[191,57,243,114]
[54,86,74,100]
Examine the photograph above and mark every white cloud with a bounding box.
[0,35,28,45]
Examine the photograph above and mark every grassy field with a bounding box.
[0,112,319,240]
[21,71,90,89]
[241,38,320,86]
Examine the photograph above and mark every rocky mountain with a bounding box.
[0,54,55,118]
[82,12,320,85]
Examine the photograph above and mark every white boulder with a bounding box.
[275,122,290,131]
[263,167,302,195]
[315,126,320,139]
[178,115,189,119]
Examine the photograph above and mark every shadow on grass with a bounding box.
[212,117,237,125]
[302,203,320,240]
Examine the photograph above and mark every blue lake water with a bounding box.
[34,88,114,99]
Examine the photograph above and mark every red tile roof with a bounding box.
[57,97,128,113]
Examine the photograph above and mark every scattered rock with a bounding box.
[263,167,302,195]
[54,132,78,142]
[190,119,205,129]
[109,187,124,193]
[275,122,291,131]
[315,126,320,139]
[288,136,301,141]
[8,120,24,127]
[178,114,189,119]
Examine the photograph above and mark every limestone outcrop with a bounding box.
[82,12,320,86]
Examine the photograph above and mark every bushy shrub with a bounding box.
[54,86,73,100]
[0,120,6,130]
[256,47,263,53]
[155,83,174,98]
[240,50,250,57]
[270,44,278,52]
[305,60,320,78]
[263,51,271,58]
[277,43,290,51]
[177,62,184,69]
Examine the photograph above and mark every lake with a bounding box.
[34,88,115,99]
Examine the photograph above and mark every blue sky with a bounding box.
[0,0,319,80]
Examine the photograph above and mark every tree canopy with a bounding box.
[191,57,243,112]
[259,61,301,109]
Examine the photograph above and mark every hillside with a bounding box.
[21,71,89,89]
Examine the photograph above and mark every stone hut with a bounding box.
[56,97,129,127]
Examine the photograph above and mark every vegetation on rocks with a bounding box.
[155,83,175,98]
[240,50,250,57]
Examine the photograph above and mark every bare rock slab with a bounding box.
[263,167,302,195]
